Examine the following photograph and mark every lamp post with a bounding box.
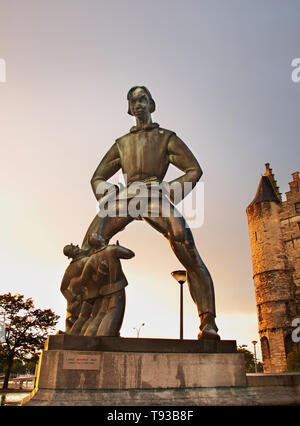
[0,315,5,406]
[133,322,145,338]
[0,322,5,343]
[0,309,6,344]
[252,340,258,373]
[171,270,187,340]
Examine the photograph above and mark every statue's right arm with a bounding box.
[91,142,121,201]
[60,269,71,296]
[60,270,77,303]
[70,261,94,292]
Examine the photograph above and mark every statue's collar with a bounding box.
[130,122,159,133]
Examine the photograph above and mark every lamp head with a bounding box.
[171,270,187,285]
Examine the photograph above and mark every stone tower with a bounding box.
[246,163,300,372]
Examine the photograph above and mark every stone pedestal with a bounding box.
[22,335,248,405]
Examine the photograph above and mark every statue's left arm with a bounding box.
[167,134,202,203]
[91,142,121,201]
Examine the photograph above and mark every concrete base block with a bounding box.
[34,349,246,391]
[21,336,300,406]
[22,381,300,406]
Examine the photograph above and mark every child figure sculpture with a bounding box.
[68,234,135,337]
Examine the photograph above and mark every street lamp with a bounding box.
[133,323,145,338]
[171,270,187,340]
[0,308,6,344]
[0,322,5,343]
[252,340,258,373]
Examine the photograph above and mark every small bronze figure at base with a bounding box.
[61,235,134,337]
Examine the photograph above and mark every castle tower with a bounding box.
[246,164,296,372]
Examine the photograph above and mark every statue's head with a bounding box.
[88,233,106,249]
[63,243,81,259]
[127,86,156,117]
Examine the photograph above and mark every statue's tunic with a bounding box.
[91,123,202,201]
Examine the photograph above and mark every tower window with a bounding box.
[295,202,300,214]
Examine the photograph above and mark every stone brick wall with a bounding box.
[246,166,300,373]
[280,172,300,309]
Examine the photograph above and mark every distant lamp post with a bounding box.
[252,340,258,373]
[0,311,6,343]
[133,322,145,338]
[0,322,5,343]
[171,270,187,340]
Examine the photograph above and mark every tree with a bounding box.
[237,344,263,373]
[237,345,255,372]
[0,293,59,390]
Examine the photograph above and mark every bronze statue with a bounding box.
[82,86,220,340]
[68,235,135,336]
[60,244,90,333]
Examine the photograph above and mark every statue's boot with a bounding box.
[198,312,220,340]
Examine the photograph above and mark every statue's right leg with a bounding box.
[81,200,134,248]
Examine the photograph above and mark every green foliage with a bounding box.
[0,293,59,389]
[0,359,36,376]
[237,345,255,372]
[286,346,300,372]
[237,344,263,373]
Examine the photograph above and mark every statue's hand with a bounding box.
[95,181,119,200]
[70,293,80,303]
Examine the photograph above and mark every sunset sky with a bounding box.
[1,1,300,360]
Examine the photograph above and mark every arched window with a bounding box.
[261,336,270,359]
[260,336,271,372]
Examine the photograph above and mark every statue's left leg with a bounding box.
[143,200,219,340]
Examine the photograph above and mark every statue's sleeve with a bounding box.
[167,133,202,202]
[71,261,94,289]
[91,142,121,200]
